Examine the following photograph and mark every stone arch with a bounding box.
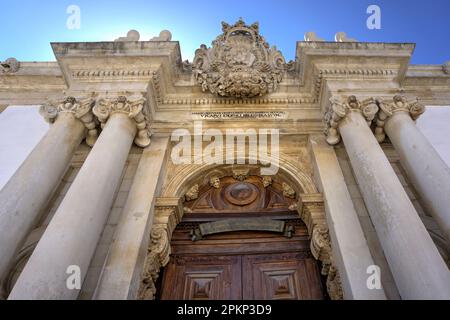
[138,162,343,300]
[162,152,318,198]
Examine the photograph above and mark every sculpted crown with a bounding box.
[192,18,289,98]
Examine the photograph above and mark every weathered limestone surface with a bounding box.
[0,112,85,285]
[309,134,386,300]
[94,137,169,300]
[377,99,450,244]
[339,110,450,299]
[8,112,136,299]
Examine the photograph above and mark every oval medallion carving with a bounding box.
[224,182,258,206]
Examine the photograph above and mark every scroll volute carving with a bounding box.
[183,176,296,214]
[294,193,344,300]
[138,197,182,300]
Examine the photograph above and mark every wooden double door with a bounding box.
[160,222,325,300]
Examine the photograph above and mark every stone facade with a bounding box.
[1,20,450,300]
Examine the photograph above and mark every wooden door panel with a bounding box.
[161,255,242,300]
[243,253,324,300]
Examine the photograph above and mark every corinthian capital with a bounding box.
[39,96,99,147]
[93,95,151,148]
[324,95,379,145]
[374,95,425,142]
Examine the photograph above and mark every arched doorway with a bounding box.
[138,165,343,300]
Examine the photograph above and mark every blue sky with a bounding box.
[1,0,449,64]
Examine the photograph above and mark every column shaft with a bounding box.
[309,134,386,300]
[385,112,450,243]
[94,137,169,300]
[0,113,85,283]
[8,113,136,300]
[339,111,450,299]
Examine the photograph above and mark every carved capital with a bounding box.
[93,95,151,148]
[374,95,426,142]
[0,58,20,74]
[324,96,379,145]
[39,96,99,147]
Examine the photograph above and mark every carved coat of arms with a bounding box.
[192,19,289,98]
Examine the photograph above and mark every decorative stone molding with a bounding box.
[192,18,289,98]
[93,95,151,147]
[262,176,273,188]
[297,193,343,300]
[0,58,20,74]
[232,167,250,181]
[184,184,199,201]
[39,96,99,147]
[282,182,296,199]
[209,176,221,189]
[374,95,426,142]
[324,95,379,145]
[138,197,183,300]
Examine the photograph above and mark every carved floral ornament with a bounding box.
[192,19,291,98]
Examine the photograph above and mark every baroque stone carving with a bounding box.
[232,167,250,181]
[185,184,199,201]
[282,182,296,199]
[39,96,99,147]
[192,18,289,98]
[262,176,273,188]
[0,58,20,74]
[209,176,221,189]
[93,95,151,147]
[139,198,183,300]
[324,95,379,145]
[292,194,343,300]
[374,95,426,142]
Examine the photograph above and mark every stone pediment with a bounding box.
[192,19,290,98]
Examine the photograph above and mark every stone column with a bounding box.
[8,95,150,300]
[375,95,450,244]
[309,134,386,300]
[325,95,450,300]
[94,136,169,300]
[0,97,97,285]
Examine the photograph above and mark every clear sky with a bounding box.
[1,0,449,64]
